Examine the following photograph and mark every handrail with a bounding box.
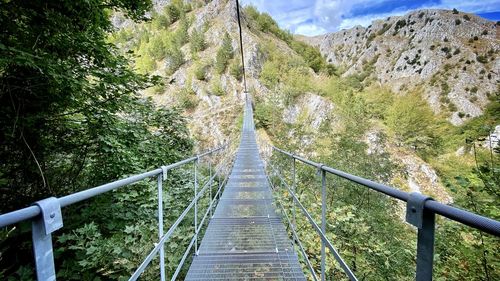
[0,144,228,228]
[265,144,500,281]
[0,142,233,281]
[270,145,500,236]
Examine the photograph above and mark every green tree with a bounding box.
[215,32,234,74]
[385,92,438,152]
[0,0,196,279]
[190,28,207,55]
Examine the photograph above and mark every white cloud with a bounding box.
[241,0,500,35]
[294,24,328,36]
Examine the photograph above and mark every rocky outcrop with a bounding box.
[303,9,499,125]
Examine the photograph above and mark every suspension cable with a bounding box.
[235,0,247,92]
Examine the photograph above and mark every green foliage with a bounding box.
[229,59,243,81]
[215,32,234,74]
[0,0,199,279]
[377,23,392,35]
[244,5,328,74]
[259,42,313,101]
[385,92,438,152]
[165,47,185,74]
[254,102,274,129]
[190,28,207,55]
[395,19,407,31]
[165,4,181,24]
[172,16,190,46]
[210,77,225,96]
[477,55,488,64]
[177,86,199,109]
[290,40,326,73]
[194,61,209,81]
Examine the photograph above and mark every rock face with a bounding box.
[304,9,499,125]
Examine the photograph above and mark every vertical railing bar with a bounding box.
[321,168,326,281]
[194,157,199,255]
[158,173,166,281]
[292,157,297,241]
[209,161,213,217]
[415,210,436,280]
[265,160,319,281]
[268,161,358,281]
[170,231,197,281]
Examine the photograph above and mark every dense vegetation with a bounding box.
[252,10,499,280]
[0,0,498,280]
[0,0,207,279]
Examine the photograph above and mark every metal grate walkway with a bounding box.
[185,97,306,280]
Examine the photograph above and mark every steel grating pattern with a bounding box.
[185,98,306,280]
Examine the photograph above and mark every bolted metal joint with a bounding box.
[316,163,325,176]
[406,192,433,229]
[33,197,63,235]
[161,165,168,178]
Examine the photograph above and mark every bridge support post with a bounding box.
[194,157,199,255]
[406,192,435,281]
[320,167,326,281]
[209,161,213,217]
[32,197,63,281]
[292,157,296,243]
[158,169,166,281]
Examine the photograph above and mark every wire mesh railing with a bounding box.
[260,143,500,281]
[0,142,236,281]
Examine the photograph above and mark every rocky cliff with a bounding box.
[304,9,499,125]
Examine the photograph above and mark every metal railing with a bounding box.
[261,143,500,281]
[0,142,236,281]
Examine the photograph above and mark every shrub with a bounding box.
[377,23,392,35]
[229,59,243,81]
[482,30,488,36]
[210,78,224,96]
[455,19,461,25]
[452,8,459,14]
[172,17,189,46]
[165,4,181,24]
[165,47,185,74]
[289,40,325,73]
[385,93,437,150]
[190,28,206,54]
[476,55,488,64]
[463,14,471,21]
[178,86,198,109]
[194,62,208,80]
[215,32,234,74]
[395,19,407,31]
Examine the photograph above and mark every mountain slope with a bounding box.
[304,9,499,125]
[109,2,498,280]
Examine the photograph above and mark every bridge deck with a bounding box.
[185,98,306,280]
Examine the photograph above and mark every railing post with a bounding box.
[158,168,166,281]
[194,157,199,255]
[32,197,63,281]
[406,192,435,281]
[292,157,297,239]
[320,166,326,281]
[209,161,213,217]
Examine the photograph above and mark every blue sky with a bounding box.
[240,0,500,36]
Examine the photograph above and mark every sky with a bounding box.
[240,0,500,36]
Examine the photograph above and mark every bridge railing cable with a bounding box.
[261,143,500,281]
[0,142,236,281]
